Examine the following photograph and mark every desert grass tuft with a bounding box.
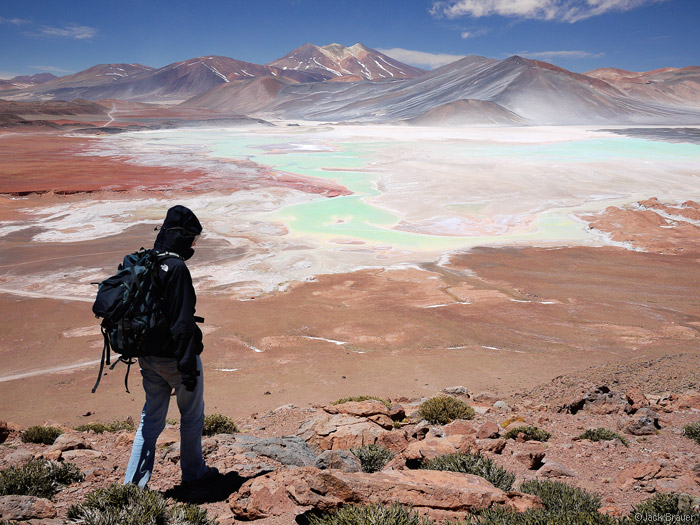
[519,479,601,514]
[503,425,551,442]
[417,396,475,425]
[682,422,700,445]
[349,444,395,473]
[463,505,619,524]
[630,492,700,523]
[421,452,515,491]
[21,425,63,445]
[0,459,83,498]
[202,414,239,436]
[66,483,216,525]
[307,502,435,525]
[74,420,135,434]
[578,428,628,447]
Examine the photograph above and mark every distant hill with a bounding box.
[585,66,700,108]
[3,44,424,103]
[407,99,525,126]
[0,73,58,91]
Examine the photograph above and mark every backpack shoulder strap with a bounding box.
[156,251,183,260]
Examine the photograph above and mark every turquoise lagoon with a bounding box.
[112,126,700,255]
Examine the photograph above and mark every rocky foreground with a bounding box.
[2,379,700,524]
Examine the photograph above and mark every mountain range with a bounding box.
[2,42,699,125]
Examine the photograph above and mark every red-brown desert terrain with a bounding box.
[1,119,699,523]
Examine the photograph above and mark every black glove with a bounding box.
[182,371,199,392]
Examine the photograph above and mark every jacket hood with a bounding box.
[153,205,202,261]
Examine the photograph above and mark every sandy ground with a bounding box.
[0,127,699,427]
[1,243,698,427]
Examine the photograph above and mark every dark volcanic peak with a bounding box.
[267,42,426,81]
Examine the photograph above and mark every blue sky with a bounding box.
[0,0,698,79]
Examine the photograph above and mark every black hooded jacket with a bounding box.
[150,206,204,378]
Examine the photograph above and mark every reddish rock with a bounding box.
[229,467,542,521]
[0,495,56,520]
[625,387,649,414]
[653,474,700,494]
[62,449,103,460]
[0,449,34,469]
[389,404,406,421]
[512,443,546,470]
[476,422,500,439]
[537,461,575,478]
[368,414,395,429]
[402,435,478,466]
[377,429,409,453]
[624,409,660,435]
[444,419,475,436]
[48,433,89,453]
[477,438,507,454]
[297,413,387,452]
[42,449,62,461]
[616,462,662,489]
[314,450,362,472]
[473,391,499,404]
[323,400,390,418]
[677,390,700,410]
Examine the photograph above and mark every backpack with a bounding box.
[91,248,180,393]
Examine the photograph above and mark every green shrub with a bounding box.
[460,480,614,525]
[417,396,475,425]
[421,453,516,491]
[464,505,618,524]
[503,425,551,442]
[331,395,392,409]
[349,444,395,473]
[307,502,435,525]
[682,422,700,444]
[630,492,700,523]
[202,414,239,436]
[578,428,628,447]
[74,420,135,434]
[21,425,63,445]
[66,483,216,525]
[519,479,601,514]
[0,459,83,498]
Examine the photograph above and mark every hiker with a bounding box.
[123,205,216,488]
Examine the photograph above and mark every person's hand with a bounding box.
[182,373,198,392]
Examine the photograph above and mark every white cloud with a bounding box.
[517,50,605,59]
[431,0,665,23]
[0,16,30,25]
[376,48,466,69]
[461,31,472,38]
[37,24,97,39]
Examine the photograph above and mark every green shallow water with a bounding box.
[128,129,700,252]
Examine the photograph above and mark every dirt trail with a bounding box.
[0,359,102,383]
[0,287,93,302]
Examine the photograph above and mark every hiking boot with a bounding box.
[181,466,219,487]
